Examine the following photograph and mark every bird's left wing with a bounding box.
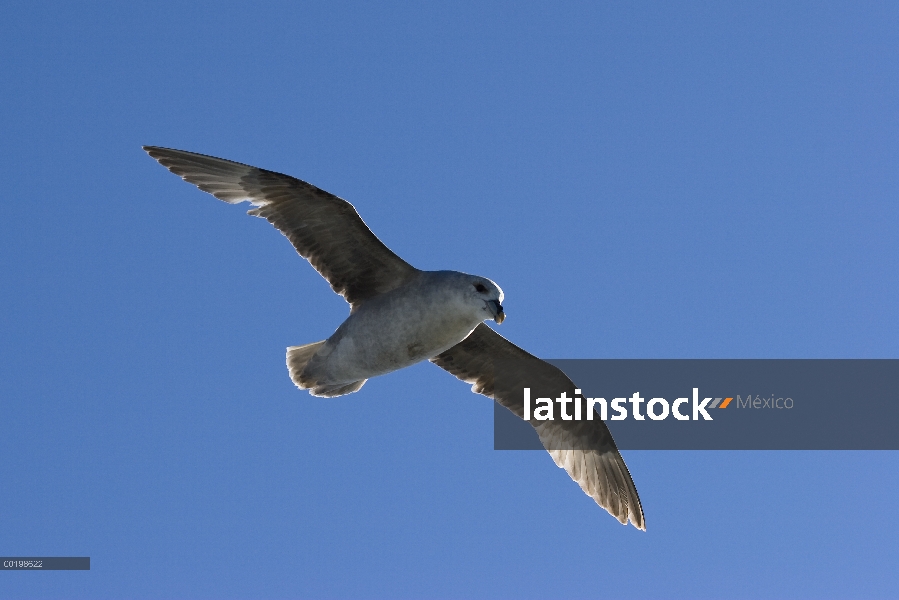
[431,324,645,530]
[144,146,418,308]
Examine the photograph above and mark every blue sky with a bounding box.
[1,1,897,598]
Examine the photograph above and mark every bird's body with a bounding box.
[292,270,504,396]
[144,146,646,530]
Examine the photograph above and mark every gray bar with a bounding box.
[494,359,899,450]
[1,557,90,570]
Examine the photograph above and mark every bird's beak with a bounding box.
[488,300,505,324]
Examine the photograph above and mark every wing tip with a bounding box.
[143,145,185,165]
[630,509,647,531]
[610,500,645,531]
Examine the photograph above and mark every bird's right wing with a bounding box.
[144,147,418,308]
[431,324,645,530]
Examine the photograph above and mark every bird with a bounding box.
[144,146,646,530]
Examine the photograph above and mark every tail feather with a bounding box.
[310,380,367,397]
[286,341,326,388]
[286,342,367,397]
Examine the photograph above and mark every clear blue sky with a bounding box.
[2,1,897,598]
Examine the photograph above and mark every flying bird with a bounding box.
[144,146,645,530]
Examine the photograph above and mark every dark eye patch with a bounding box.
[474,283,487,293]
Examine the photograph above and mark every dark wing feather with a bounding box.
[432,324,645,530]
[144,146,417,308]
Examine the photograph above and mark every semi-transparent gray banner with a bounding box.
[1,557,90,570]
[493,359,899,450]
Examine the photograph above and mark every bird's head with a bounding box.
[466,276,505,324]
[425,271,506,326]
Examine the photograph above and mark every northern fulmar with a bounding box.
[144,146,645,530]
